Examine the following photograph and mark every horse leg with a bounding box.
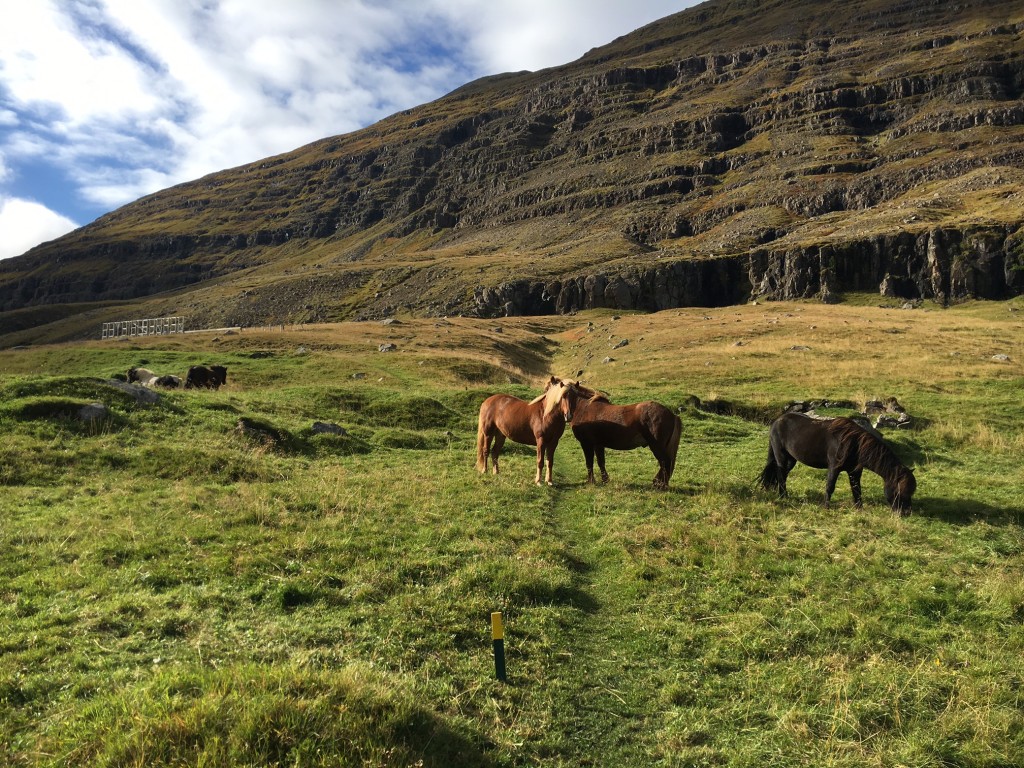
[764,433,795,499]
[544,441,557,486]
[581,442,596,484]
[648,442,671,489]
[824,466,842,508]
[477,430,492,474]
[534,439,545,486]
[849,467,864,509]
[490,434,506,475]
[596,446,609,483]
[776,452,796,499]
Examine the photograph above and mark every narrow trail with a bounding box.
[525,484,672,763]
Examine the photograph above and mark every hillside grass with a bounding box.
[1,300,1023,767]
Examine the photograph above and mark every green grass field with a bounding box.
[1,299,1023,767]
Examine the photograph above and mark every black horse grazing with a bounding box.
[759,412,916,514]
[185,365,228,390]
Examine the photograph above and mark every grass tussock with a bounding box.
[51,664,488,768]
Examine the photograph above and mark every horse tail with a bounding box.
[759,446,782,492]
[665,412,682,479]
[475,404,490,472]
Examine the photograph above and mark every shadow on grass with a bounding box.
[914,495,1024,527]
[566,478,699,495]
[551,585,601,614]
[889,435,930,467]
[752,490,1024,527]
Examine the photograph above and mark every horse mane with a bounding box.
[568,381,611,403]
[827,417,908,479]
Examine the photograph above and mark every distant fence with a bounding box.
[101,316,185,339]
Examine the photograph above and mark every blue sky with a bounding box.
[0,0,697,261]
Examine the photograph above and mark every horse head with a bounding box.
[542,376,577,422]
[885,466,916,515]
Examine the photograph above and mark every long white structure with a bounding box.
[101,316,185,339]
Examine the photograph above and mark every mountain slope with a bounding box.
[3,0,1024,342]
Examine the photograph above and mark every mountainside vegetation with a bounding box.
[2,0,1024,344]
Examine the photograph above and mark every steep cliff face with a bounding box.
[468,224,1023,317]
[473,257,752,317]
[748,226,1023,303]
[2,0,1024,340]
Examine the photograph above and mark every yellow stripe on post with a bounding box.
[491,612,506,682]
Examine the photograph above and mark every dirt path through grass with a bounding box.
[512,483,675,764]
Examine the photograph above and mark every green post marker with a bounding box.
[491,611,506,682]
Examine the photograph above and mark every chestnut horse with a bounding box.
[563,381,681,489]
[759,412,916,514]
[476,376,576,486]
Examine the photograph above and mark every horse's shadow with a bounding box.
[913,496,1024,527]
[567,479,700,496]
[890,435,930,467]
[742,483,1024,528]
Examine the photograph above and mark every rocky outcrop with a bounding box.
[473,257,751,317]
[472,224,1021,317]
[748,225,1022,304]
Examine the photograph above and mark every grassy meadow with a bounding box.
[1,298,1023,767]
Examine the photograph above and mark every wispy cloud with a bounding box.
[0,0,690,260]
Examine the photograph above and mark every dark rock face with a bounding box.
[747,226,1020,304]
[473,257,750,317]
[473,224,1020,316]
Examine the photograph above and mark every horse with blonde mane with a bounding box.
[562,380,681,490]
[476,376,577,486]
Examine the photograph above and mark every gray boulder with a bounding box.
[312,421,347,436]
[78,403,110,422]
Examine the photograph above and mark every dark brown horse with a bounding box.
[185,365,227,390]
[476,376,576,486]
[563,381,682,490]
[759,412,916,514]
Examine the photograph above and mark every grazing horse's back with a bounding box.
[185,365,226,390]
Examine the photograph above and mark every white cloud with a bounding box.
[0,1,168,126]
[0,197,79,260]
[435,0,688,73]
